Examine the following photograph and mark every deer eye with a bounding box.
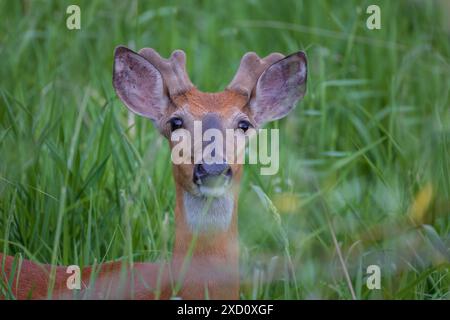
[168,117,183,131]
[237,120,252,132]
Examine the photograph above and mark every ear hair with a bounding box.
[112,46,169,123]
[248,51,307,127]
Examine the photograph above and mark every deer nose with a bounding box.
[193,163,232,184]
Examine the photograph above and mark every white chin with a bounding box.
[198,185,228,198]
[183,192,234,233]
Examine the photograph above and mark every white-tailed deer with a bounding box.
[0,46,307,300]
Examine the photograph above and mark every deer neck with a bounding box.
[172,184,239,261]
[170,184,240,299]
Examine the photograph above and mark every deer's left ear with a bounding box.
[249,52,307,127]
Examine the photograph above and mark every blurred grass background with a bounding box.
[0,0,449,299]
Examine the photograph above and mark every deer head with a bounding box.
[113,46,307,232]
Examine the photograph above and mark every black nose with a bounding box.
[193,163,232,184]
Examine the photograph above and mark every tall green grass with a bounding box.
[0,0,449,299]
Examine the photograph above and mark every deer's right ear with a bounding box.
[113,46,168,122]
